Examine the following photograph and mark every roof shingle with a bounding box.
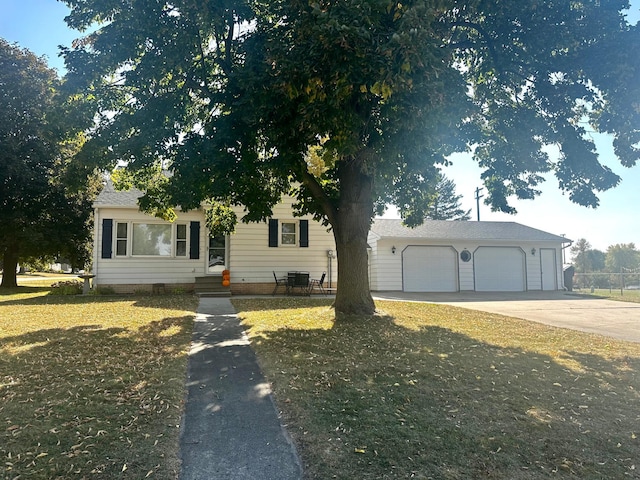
[370,218,570,243]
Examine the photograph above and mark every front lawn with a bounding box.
[0,286,197,479]
[233,297,640,479]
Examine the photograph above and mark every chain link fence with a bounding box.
[571,271,640,293]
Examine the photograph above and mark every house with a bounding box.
[92,181,337,294]
[368,219,571,292]
[92,181,570,295]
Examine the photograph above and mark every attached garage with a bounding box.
[474,247,526,291]
[368,219,570,293]
[403,246,458,292]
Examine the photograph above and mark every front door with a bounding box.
[541,248,557,290]
[207,235,227,274]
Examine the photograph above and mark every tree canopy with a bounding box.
[605,243,640,272]
[62,0,640,314]
[0,39,97,288]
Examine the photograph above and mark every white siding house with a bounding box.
[92,182,570,295]
[92,182,336,294]
[368,219,570,293]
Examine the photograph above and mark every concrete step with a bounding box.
[196,291,232,298]
[194,276,230,295]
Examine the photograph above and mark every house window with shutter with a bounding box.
[108,221,196,258]
[268,219,309,247]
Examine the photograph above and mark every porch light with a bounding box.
[392,246,396,255]
[531,248,536,256]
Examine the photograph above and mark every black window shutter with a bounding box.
[268,219,279,247]
[101,219,113,259]
[299,220,309,247]
[190,221,200,259]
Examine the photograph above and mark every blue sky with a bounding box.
[2,0,639,253]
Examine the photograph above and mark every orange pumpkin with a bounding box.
[222,279,230,287]
[222,269,230,276]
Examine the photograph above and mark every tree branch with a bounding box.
[299,167,338,227]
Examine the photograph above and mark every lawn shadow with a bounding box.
[0,290,199,312]
[0,285,53,297]
[0,315,193,479]
[232,296,334,312]
[237,303,640,479]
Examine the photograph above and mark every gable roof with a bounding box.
[93,180,143,208]
[370,218,570,243]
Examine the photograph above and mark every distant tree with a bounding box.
[570,238,606,273]
[425,174,471,221]
[605,243,640,272]
[0,39,97,289]
[62,0,640,315]
[571,239,592,274]
[587,249,606,272]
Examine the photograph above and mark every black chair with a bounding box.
[310,272,327,295]
[272,271,288,295]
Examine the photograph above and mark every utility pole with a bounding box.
[474,187,484,221]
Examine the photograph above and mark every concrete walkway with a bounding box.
[179,298,302,480]
[373,291,640,343]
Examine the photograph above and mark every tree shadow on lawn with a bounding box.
[240,312,640,479]
[0,290,199,311]
[0,285,52,297]
[0,315,193,480]
[231,296,334,312]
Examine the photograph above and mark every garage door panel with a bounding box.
[475,247,525,292]
[403,246,458,292]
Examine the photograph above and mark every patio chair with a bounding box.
[272,271,288,295]
[310,272,327,295]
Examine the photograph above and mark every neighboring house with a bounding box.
[368,219,571,292]
[92,181,337,294]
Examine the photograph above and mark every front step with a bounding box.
[194,276,231,296]
[196,290,232,298]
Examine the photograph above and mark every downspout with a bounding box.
[561,239,573,266]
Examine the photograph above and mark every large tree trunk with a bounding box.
[332,154,376,316]
[1,244,19,289]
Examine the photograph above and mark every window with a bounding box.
[132,223,172,256]
[176,224,187,256]
[281,222,296,245]
[116,222,128,256]
[106,220,198,258]
[269,219,308,248]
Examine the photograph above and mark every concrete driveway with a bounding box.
[372,291,640,343]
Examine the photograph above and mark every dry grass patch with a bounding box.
[233,298,640,479]
[0,287,197,479]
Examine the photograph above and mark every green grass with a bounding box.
[573,287,640,303]
[0,285,197,479]
[233,297,640,479]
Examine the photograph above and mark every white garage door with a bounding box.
[475,247,526,291]
[403,246,458,292]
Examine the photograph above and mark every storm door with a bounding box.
[207,235,227,274]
